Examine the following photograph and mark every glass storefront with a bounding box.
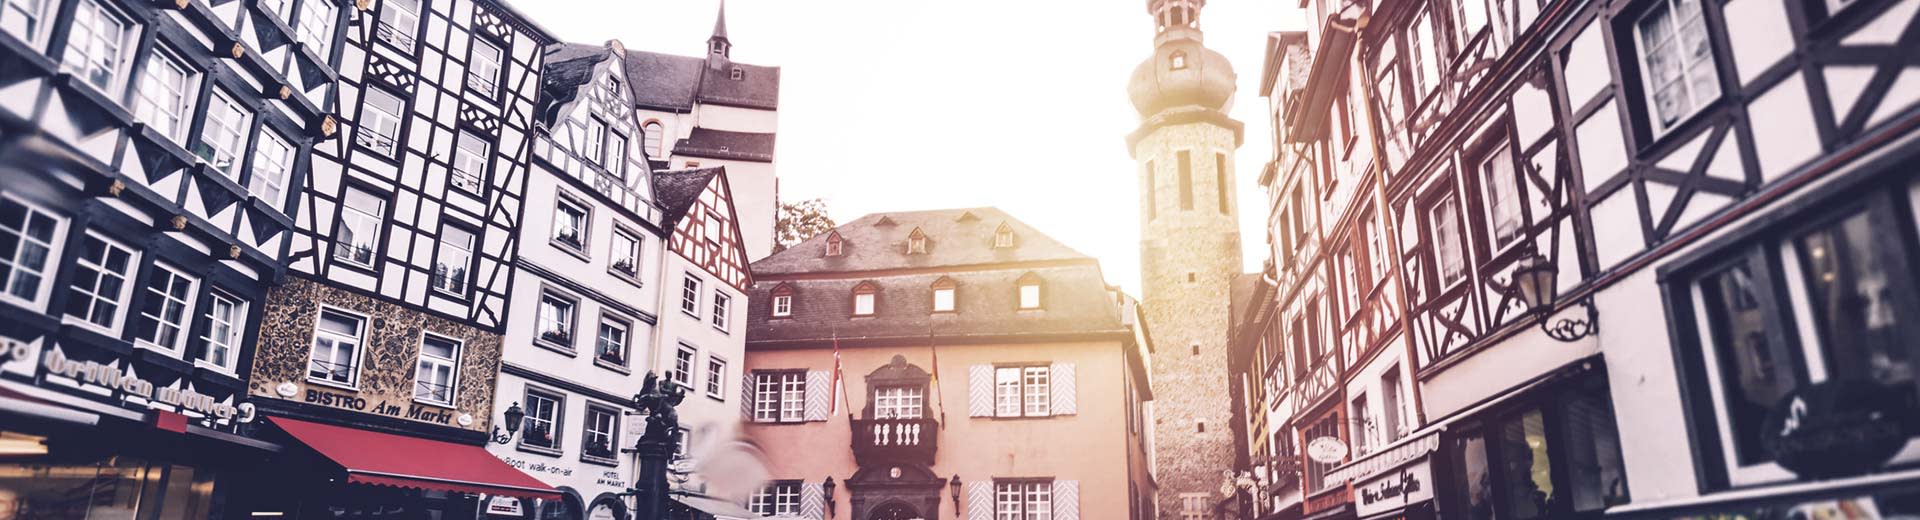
[0,435,216,520]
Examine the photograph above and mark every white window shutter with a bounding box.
[801,481,825,520]
[965,481,992,520]
[740,374,755,421]
[805,370,831,421]
[1051,362,1076,415]
[968,364,993,417]
[1053,480,1080,520]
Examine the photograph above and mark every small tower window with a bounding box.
[852,281,878,316]
[931,277,957,313]
[770,283,795,318]
[1170,51,1188,70]
[907,227,928,255]
[1017,272,1043,310]
[825,232,844,257]
[1191,343,1200,356]
[730,67,744,81]
[993,223,1015,248]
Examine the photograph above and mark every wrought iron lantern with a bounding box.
[950,474,963,515]
[490,402,525,444]
[1512,254,1598,342]
[823,476,837,517]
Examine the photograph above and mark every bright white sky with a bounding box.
[517,0,1306,295]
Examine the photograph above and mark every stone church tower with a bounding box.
[1127,0,1243,515]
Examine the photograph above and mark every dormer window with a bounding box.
[770,283,794,318]
[825,232,844,257]
[993,223,1015,249]
[852,281,878,316]
[1017,273,1043,310]
[931,277,957,313]
[1170,51,1188,70]
[730,67,744,81]
[907,228,928,255]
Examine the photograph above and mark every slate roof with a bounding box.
[537,43,610,125]
[673,128,775,162]
[651,167,723,227]
[747,208,1126,345]
[620,52,781,112]
[752,208,1091,276]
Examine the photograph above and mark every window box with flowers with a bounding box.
[540,329,571,346]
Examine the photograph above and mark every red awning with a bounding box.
[270,416,561,501]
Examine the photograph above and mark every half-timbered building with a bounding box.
[623,3,780,261]
[0,0,342,515]
[1238,0,1920,517]
[650,164,752,496]
[228,0,565,516]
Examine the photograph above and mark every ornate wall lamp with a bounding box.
[949,475,962,516]
[1512,254,1599,342]
[489,402,525,444]
[823,476,836,518]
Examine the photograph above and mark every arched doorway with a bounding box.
[868,501,922,520]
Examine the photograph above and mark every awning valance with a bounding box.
[270,416,561,501]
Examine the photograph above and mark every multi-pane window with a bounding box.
[199,290,244,370]
[1179,493,1209,520]
[521,389,563,451]
[642,122,665,157]
[711,292,730,331]
[609,228,641,277]
[748,481,801,517]
[1634,0,1719,132]
[582,405,619,462]
[375,0,419,49]
[0,197,60,306]
[705,356,726,398]
[672,344,697,388]
[65,233,135,331]
[994,481,1052,520]
[994,366,1050,418]
[1,0,55,47]
[680,274,701,316]
[772,295,792,317]
[294,0,334,57]
[1683,194,1920,485]
[1408,10,1442,100]
[249,130,295,206]
[452,131,489,193]
[357,89,404,157]
[334,187,385,268]
[431,226,474,296]
[1429,193,1467,287]
[606,132,628,178]
[552,197,588,252]
[259,0,293,25]
[134,49,197,141]
[308,309,365,386]
[195,90,252,178]
[413,334,460,406]
[468,40,503,96]
[62,0,134,92]
[1480,143,1524,249]
[133,263,197,352]
[595,315,628,366]
[753,371,806,423]
[537,290,577,348]
[583,117,608,165]
[874,385,924,419]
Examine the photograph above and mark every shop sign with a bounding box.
[1307,436,1349,464]
[1323,433,1439,489]
[301,385,463,427]
[24,345,255,424]
[1353,460,1433,518]
[1763,380,1912,479]
[486,496,524,516]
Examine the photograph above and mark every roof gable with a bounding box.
[751,207,1092,276]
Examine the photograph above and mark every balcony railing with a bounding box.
[850,417,938,467]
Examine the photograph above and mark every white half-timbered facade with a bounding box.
[651,164,752,495]
[1237,0,1920,518]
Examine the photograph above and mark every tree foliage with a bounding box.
[773,198,836,253]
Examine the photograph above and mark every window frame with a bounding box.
[993,364,1052,418]
[671,343,697,389]
[451,130,490,195]
[333,185,387,270]
[680,273,702,317]
[1627,0,1724,138]
[64,231,138,334]
[711,290,731,332]
[133,46,199,143]
[536,288,579,352]
[992,479,1055,520]
[248,128,296,208]
[293,0,336,58]
[197,288,246,372]
[592,311,631,369]
[580,403,621,465]
[608,225,643,280]
[133,261,199,355]
[873,384,926,419]
[853,283,877,316]
[748,480,802,517]
[0,0,59,50]
[0,194,66,310]
[705,355,726,400]
[430,224,476,297]
[307,306,368,389]
[1018,283,1042,310]
[466,38,505,99]
[583,116,608,166]
[412,333,462,407]
[752,370,808,423]
[356,87,406,158]
[551,194,591,255]
[61,0,137,94]
[374,0,420,50]
[195,89,254,179]
[519,387,565,454]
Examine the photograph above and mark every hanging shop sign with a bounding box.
[20,345,255,425]
[1308,436,1350,464]
[486,496,524,516]
[1353,460,1433,518]
[1323,433,1440,490]
[1763,379,1912,479]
